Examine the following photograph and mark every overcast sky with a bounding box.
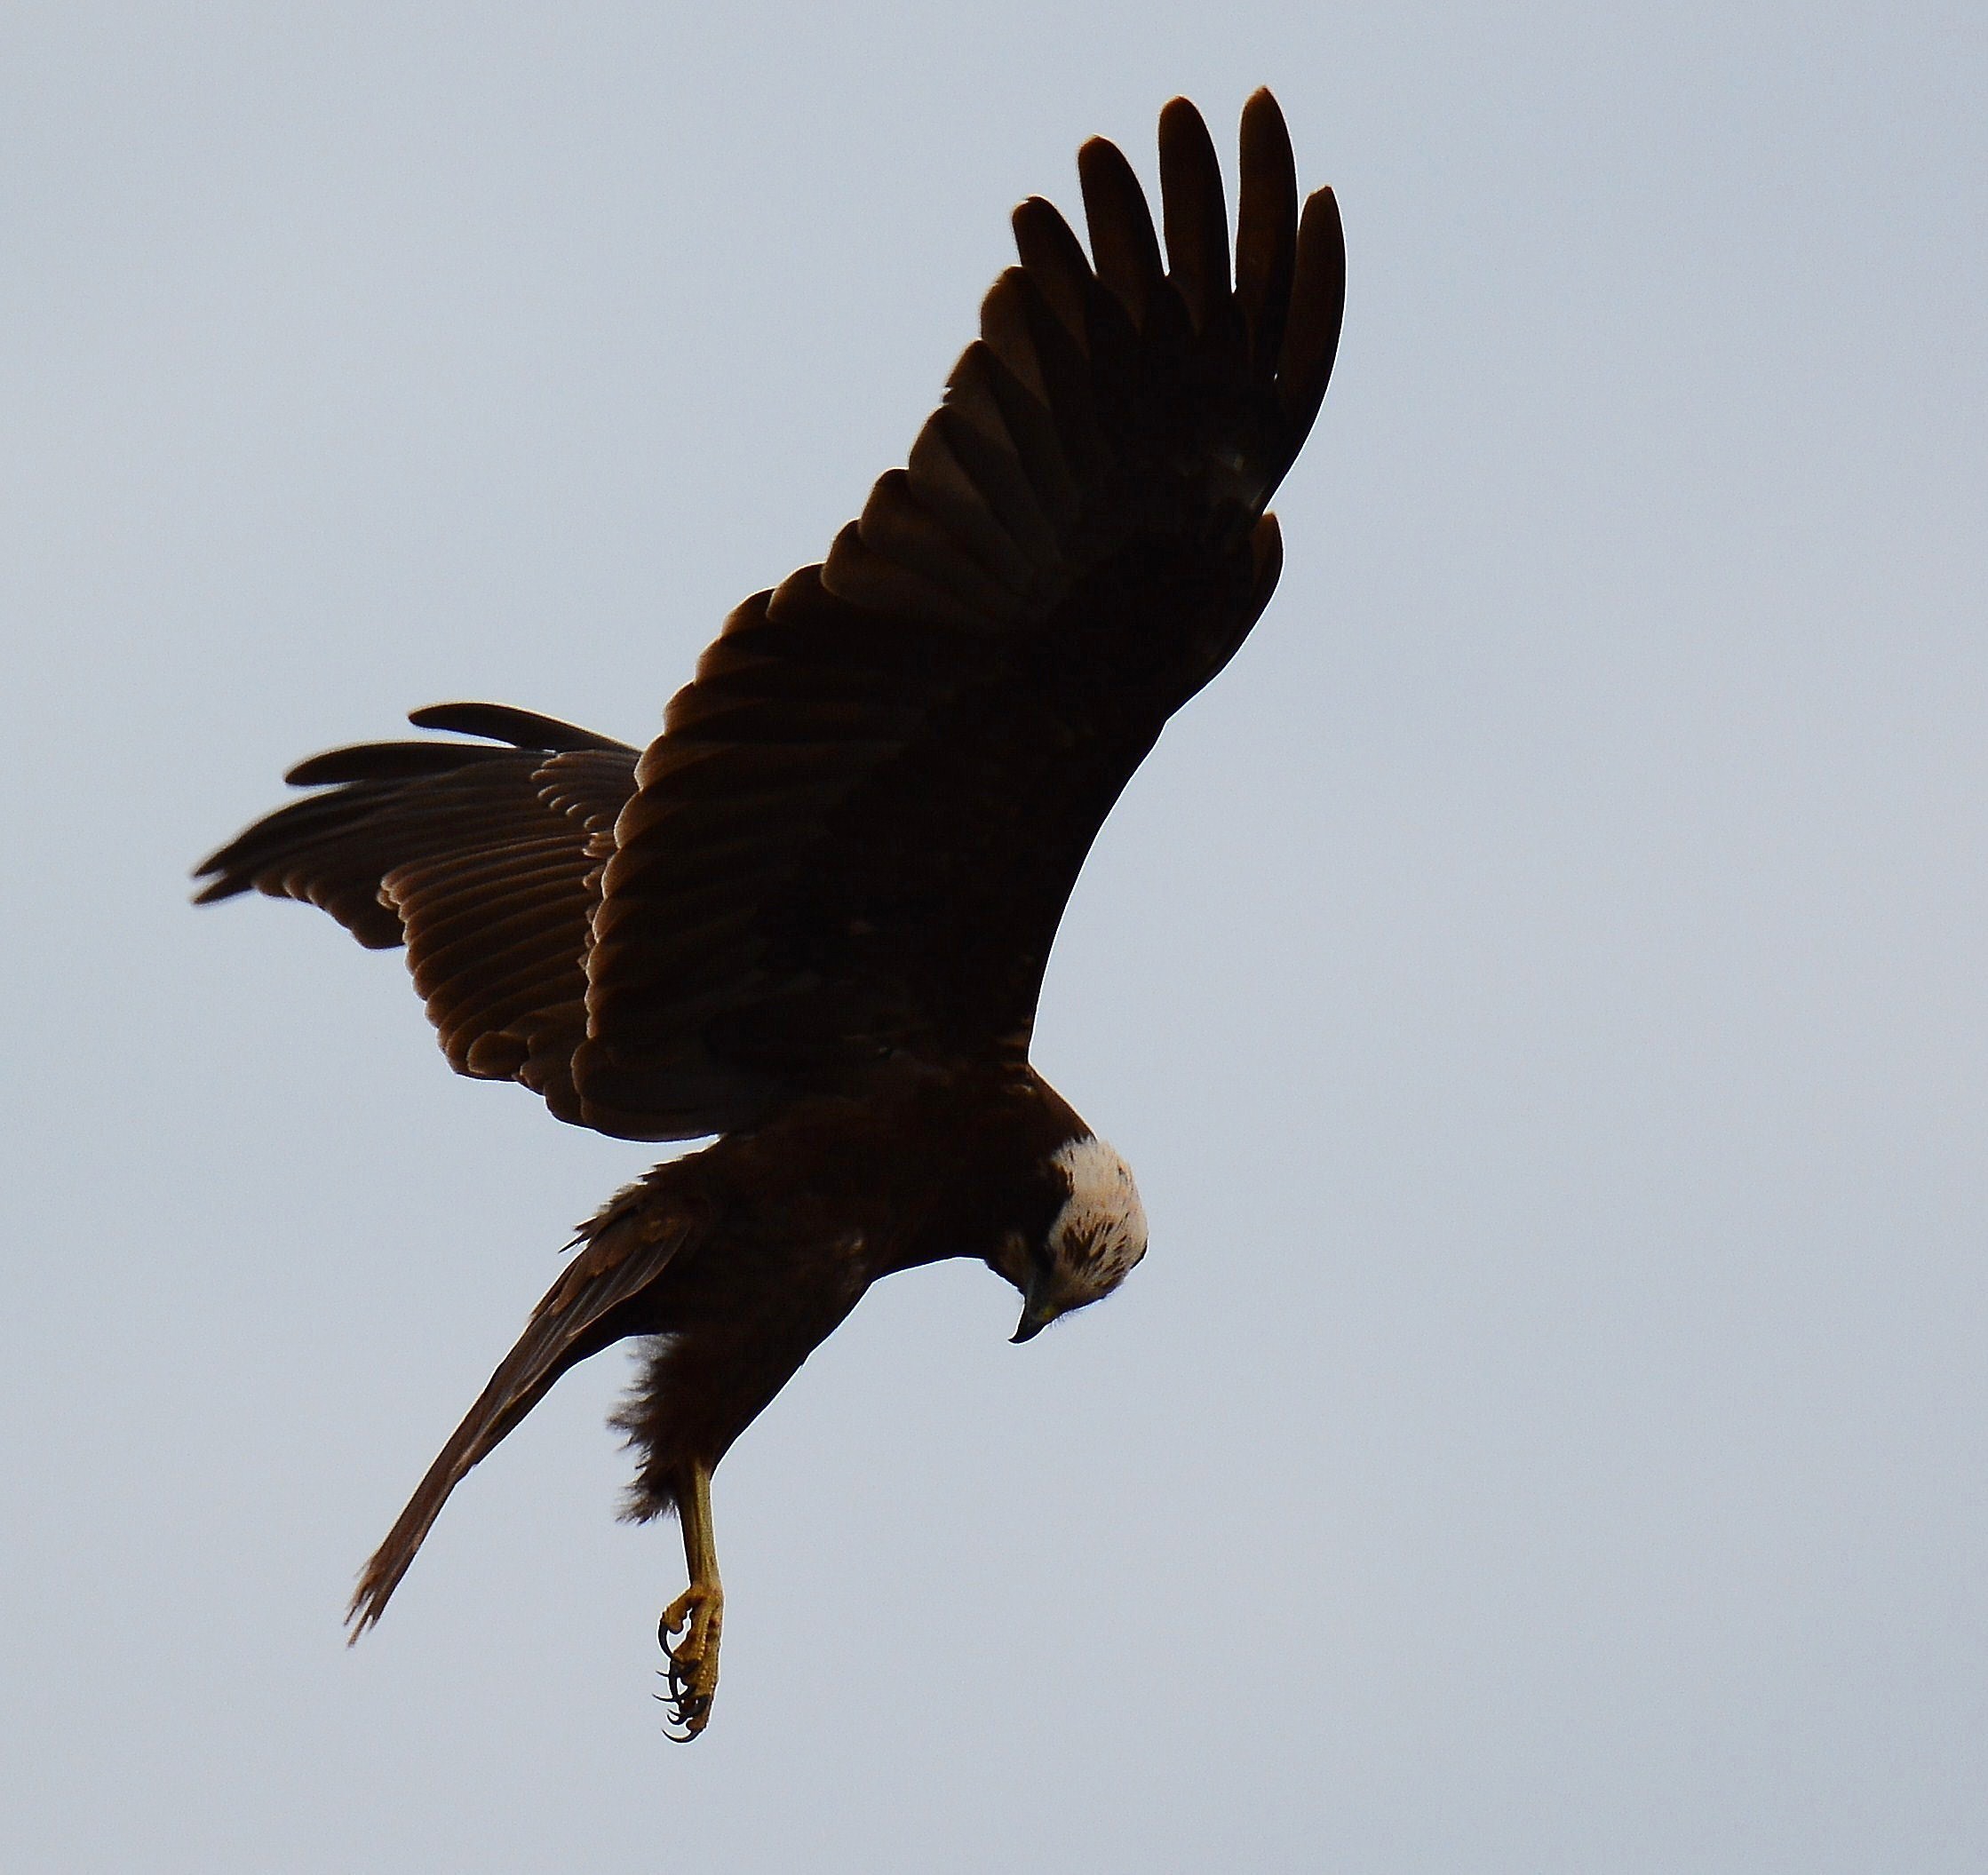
[4,4,1984,1870]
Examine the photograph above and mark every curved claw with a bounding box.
[655,1673,711,1744]
[656,1581,723,1741]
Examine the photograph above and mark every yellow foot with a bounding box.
[657,1582,724,1741]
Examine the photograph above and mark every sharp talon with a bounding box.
[656,1579,724,1742]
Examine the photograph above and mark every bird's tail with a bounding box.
[346,1173,707,1639]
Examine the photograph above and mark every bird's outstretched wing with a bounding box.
[193,703,637,1124]
[575,91,1343,1138]
[195,92,1341,1143]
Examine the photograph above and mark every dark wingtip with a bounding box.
[1233,86,1306,401]
[282,741,517,786]
[1010,194,1094,345]
[1156,96,1228,334]
[407,702,636,754]
[406,700,525,740]
[1242,84,1285,130]
[1278,186,1347,429]
[1077,133,1166,326]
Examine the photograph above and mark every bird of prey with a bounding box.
[195,90,1342,1738]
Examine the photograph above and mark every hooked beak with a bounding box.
[1010,1272,1057,1344]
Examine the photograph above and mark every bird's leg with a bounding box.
[656,1461,723,1740]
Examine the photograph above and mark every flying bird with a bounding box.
[195,90,1342,1738]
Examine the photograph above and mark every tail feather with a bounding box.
[346,1174,706,1638]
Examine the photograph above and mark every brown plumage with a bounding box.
[195,90,1343,1738]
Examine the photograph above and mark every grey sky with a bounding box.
[4,4,1984,1869]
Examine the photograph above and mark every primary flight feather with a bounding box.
[195,89,1342,1738]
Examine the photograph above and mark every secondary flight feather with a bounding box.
[195,90,1342,1738]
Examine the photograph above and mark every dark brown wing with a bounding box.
[576,91,1344,1137]
[194,704,637,1124]
[347,1174,710,1635]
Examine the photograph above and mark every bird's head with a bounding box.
[999,1133,1149,1343]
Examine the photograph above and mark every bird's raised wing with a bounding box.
[194,703,637,1124]
[195,92,1340,1143]
[575,91,1343,1138]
